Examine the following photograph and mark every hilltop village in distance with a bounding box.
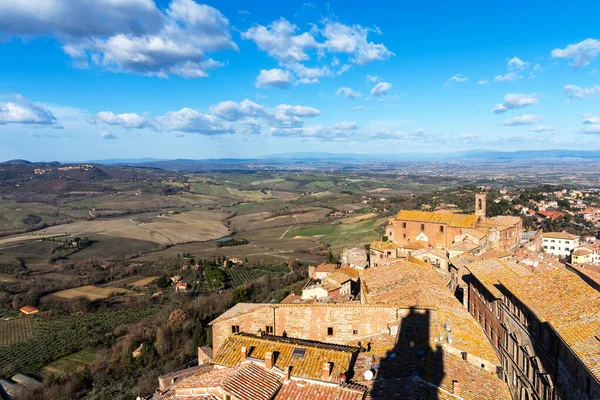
[0,161,599,400]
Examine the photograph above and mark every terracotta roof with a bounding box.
[462,229,489,240]
[500,269,600,382]
[222,362,282,400]
[480,216,521,229]
[567,264,600,290]
[280,293,303,304]
[573,248,593,256]
[402,241,428,250]
[370,241,397,252]
[449,254,478,269]
[19,306,39,314]
[173,364,237,390]
[276,380,367,400]
[480,249,514,260]
[360,259,500,364]
[542,232,579,240]
[326,271,354,285]
[465,258,531,298]
[395,210,478,228]
[448,241,480,252]
[213,333,359,383]
[314,263,338,273]
[337,266,360,280]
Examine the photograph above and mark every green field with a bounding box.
[42,350,96,375]
[65,235,160,262]
[190,183,233,197]
[285,217,386,252]
[0,272,17,282]
[227,269,268,287]
[0,305,160,376]
[0,318,37,346]
[0,240,61,268]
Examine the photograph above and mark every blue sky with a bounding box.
[1,0,600,161]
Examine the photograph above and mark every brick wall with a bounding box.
[211,304,409,354]
[392,220,465,249]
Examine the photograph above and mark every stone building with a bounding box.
[463,259,600,400]
[499,269,600,400]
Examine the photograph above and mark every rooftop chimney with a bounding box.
[284,366,291,381]
[265,351,274,370]
[241,346,247,362]
[452,380,461,396]
[322,362,331,381]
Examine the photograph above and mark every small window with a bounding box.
[353,329,358,335]
[439,226,444,233]
[327,327,333,336]
[421,224,425,232]
[402,222,406,229]
[266,325,274,334]
[225,395,231,400]
[232,325,240,333]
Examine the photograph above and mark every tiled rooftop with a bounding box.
[275,380,366,400]
[395,210,478,228]
[212,333,359,383]
[465,258,531,298]
[326,271,354,285]
[314,263,338,273]
[542,231,580,240]
[370,241,397,251]
[222,362,282,400]
[360,259,500,364]
[480,215,521,229]
[500,268,600,382]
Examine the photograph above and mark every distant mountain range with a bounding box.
[3,150,600,170]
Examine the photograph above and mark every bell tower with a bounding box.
[475,193,486,219]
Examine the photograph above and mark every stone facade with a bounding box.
[210,304,409,354]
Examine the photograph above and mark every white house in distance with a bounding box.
[542,232,580,258]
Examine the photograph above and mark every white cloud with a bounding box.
[90,111,155,129]
[209,99,319,129]
[238,9,250,14]
[551,38,600,68]
[100,131,117,139]
[0,0,237,78]
[337,87,362,99]
[370,82,392,97]
[366,75,380,82]
[564,84,600,101]
[477,79,489,85]
[322,21,394,64]
[334,121,358,130]
[508,56,528,70]
[492,93,538,113]
[579,114,600,124]
[444,74,468,87]
[528,126,556,132]
[0,94,58,125]
[494,72,522,82]
[255,68,294,89]
[275,104,320,118]
[210,99,267,121]
[242,18,393,78]
[353,106,370,110]
[157,108,232,134]
[287,63,331,84]
[503,114,542,126]
[242,18,317,64]
[581,125,600,134]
